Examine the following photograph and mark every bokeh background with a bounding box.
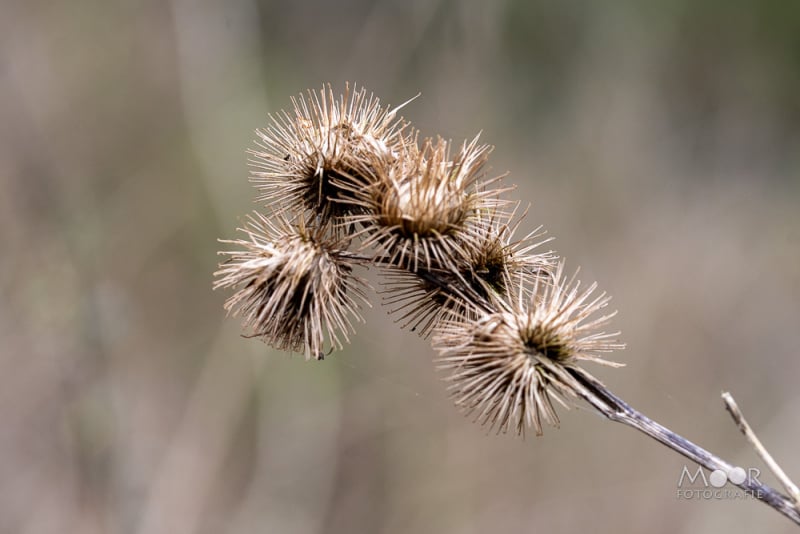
[2,1,799,533]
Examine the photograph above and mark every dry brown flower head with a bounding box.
[213,212,369,359]
[249,84,415,225]
[349,136,506,271]
[433,262,624,436]
[379,210,555,338]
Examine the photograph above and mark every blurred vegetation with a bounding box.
[1,1,798,533]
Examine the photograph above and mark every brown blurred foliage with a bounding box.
[1,1,799,533]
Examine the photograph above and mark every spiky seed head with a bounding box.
[349,135,506,271]
[459,208,556,299]
[213,212,369,360]
[248,84,414,226]
[433,261,625,436]
[380,266,473,338]
[377,212,555,338]
[376,206,554,337]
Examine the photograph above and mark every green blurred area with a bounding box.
[1,1,799,533]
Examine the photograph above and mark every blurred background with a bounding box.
[1,1,799,533]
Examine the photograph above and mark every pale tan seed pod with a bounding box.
[433,261,624,436]
[460,207,556,298]
[348,135,508,272]
[213,212,369,360]
[248,84,416,226]
[380,210,555,338]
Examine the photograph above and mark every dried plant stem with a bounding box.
[564,367,800,526]
[722,391,800,506]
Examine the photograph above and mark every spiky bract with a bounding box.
[249,84,413,225]
[379,212,555,338]
[349,136,505,271]
[433,262,624,436]
[213,212,368,359]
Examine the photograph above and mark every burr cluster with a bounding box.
[214,84,624,435]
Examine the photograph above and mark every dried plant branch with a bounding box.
[565,368,800,525]
[214,83,800,526]
[722,391,800,506]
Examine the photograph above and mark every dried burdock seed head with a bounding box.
[433,261,625,436]
[380,265,476,338]
[213,212,369,360]
[349,135,507,271]
[463,207,556,299]
[249,83,416,225]
[377,211,555,339]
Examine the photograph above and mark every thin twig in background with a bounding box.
[723,391,800,507]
